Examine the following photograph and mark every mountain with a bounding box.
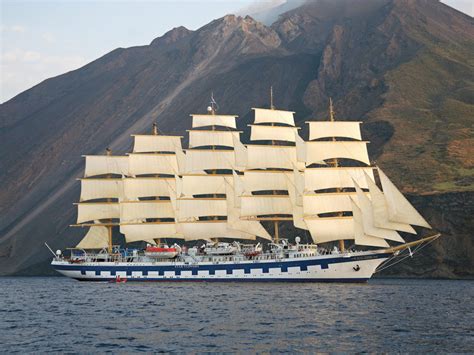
[0,0,473,277]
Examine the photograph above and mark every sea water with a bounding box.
[0,277,473,352]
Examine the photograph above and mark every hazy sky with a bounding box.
[1,0,472,103]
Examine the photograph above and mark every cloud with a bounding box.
[11,25,27,33]
[1,25,27,33]
[1,48,87,102]
[41,32,56,43]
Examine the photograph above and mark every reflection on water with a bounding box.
[0,277,473,352]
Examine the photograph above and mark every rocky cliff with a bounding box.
[0,0,473,277]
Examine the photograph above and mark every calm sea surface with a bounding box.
[0,277,473,353]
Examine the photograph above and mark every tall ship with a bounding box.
[49,92,440,282]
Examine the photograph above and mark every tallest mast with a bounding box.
[328,98,345,252]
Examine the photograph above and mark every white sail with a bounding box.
[308,121,362,141]
[365,173,416,234]
[184,150,235,172]
[76,202,120,224]
[303,192,363,216]
[188,130,240,148]
[306,141,370,165]
[175,149,187,174]
[120,223,180,243]
[305,217,355,243]
[304,167,375,192]
[350,198,390,247]
[122,177,175,201]
[80,179,122,201]
[354,182,405,243]
[295,132,307,162]
[191,114,237,129]
[250,125,299,142]
[132,135,182,153]
[225,183,272,240]
[243,170,292,193]
[253,108,295,126]
[293,168,305,196]
[246,145,297,170]
[180,221,256,241]
[76,226,109,249]
[233,135,247,170]
[378,168,431,228]
[240,195,293,217]
[84,155,129,177]
[177,198,227,220]
[288,186,308,230]
[180,174,227,197]
[232,171,245,207]
[128,153,178,176]
[120,201,175,222]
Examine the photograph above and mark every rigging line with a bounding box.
[376,237,437,273]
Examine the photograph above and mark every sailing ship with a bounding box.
[49,92,440,282]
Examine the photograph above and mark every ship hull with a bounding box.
[51,251,391,283]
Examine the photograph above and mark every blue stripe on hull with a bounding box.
[53,252,391,275]
[75,278,370,283]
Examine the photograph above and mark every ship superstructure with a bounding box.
[50,93,439,282]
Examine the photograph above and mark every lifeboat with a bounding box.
[145,244,180,259]
[203,242,239,255]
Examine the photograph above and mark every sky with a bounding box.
[1,0,472,103]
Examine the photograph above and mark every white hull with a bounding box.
[52,250,391,283]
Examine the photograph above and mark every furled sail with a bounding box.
[84,155,129,177]
[308,121,362,141]
[79,179,122,201]
[378,168,431,228]
[252,108,295,126]
[76,226,109,249]
[132,135,182,153]
[191,114,237,129]
[240,195,293,217]
[76,202,120,224]
[304,167,375,192]
[250,125,299,142]
[365,173,417,234]
[306,141,370,165]
[188,130,240,148]
[120,201,175,222]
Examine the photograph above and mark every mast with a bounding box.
[271,87,278,243]
[182,94,249,242]
[328,99,345,252]
[106,147,113,254]
[245,88,299,243]
[152,122,162,245]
